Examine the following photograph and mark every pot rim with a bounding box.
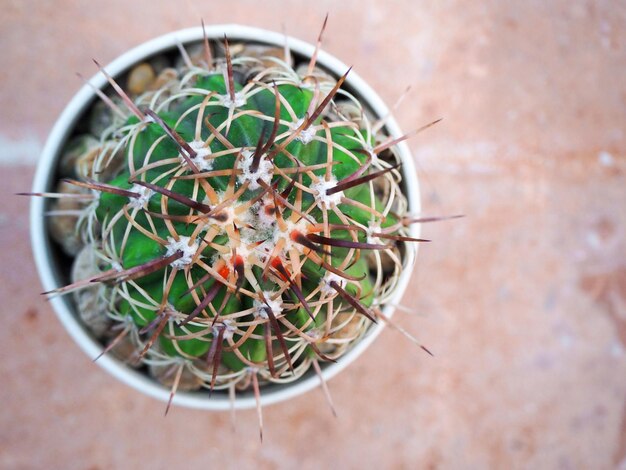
[30,24,421,410]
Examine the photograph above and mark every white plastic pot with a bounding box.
[31,25,421,410]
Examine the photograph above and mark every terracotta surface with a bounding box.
[2,1,625,468]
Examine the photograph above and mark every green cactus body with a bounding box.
[65,38,414,393]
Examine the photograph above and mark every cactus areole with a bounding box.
[31,25,424,411]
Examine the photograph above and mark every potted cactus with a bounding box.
[29,23,433,416]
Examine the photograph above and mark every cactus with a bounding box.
[34,24,442,416]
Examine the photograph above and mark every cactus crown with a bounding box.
[41,25,436,414]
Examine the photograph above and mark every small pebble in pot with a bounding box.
[174,43,209,69]
[127,62,156,95]
[148,67,179,92]
[332,101,364,123]
[238,45,293,67]
[71,244,111,337]
[59,135,99,178]
[48,181,90,256]
[107,332,142,367]
[318,311,364,355]
[233,45,294,81]
[75,142,124,182]
[296,63,336,88]
[59,135,124,181]
[149,54,171,75]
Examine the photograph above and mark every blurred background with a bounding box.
[2,1,625,468]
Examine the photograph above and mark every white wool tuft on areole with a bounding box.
[292,118,316,144]
[128,184,154,209]
[256,201,277,229]
[311,177,343,208]
[253,292,283,319]
[180,140,213,171]
[237,149,273,191]
[219,92,247,108]
[367,221,382,245]
[165,236,200,269]
[215,319,236,340]
[321,272,347,295]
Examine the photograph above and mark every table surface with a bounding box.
[2,1,625,468]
